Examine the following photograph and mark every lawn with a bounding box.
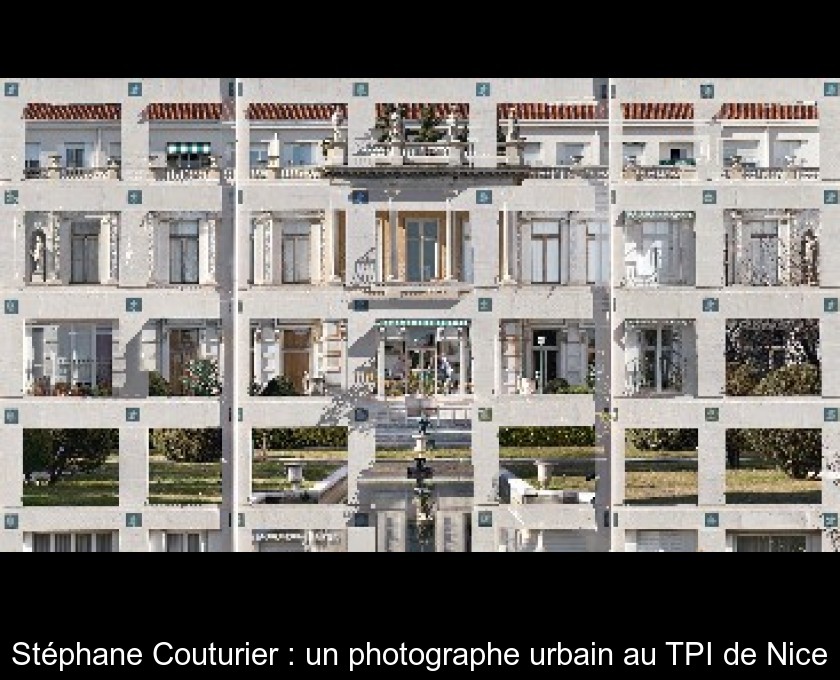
[624,459,699,505]
[624,441,697,459]
[23,458,120,507]
[148,455,221,505]
[375,446,603,460]
[501,461,597,496]
[251,448,347,461]
[726,467,821,504]
[251,460,343,492]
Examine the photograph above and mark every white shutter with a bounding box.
[200,324,220,361]
[542,531,587,552]
[155,220,170,284]
[140,323,158,371]
[637,530,696,552]
[625,326,641,394]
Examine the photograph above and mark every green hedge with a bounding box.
[627,428,698,451]
[498,426,596,447]
[251,427,348,450]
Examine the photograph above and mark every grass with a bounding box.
[251,460,342,492]
[250,448,347,460]
[625,441,697,459]
[148,455,221,505]
[726,468,821,504]
[501,461,597,496]
[375,446,603,460]
[23,458,119,507]
[624,458,699,505]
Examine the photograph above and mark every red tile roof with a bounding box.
[718,102,818,120]
[247,103,347,120]
[622,102,694,120]
[497,102,607,120]
[146,103,225,120]
[376,103,470,119]
[24,103,121,120]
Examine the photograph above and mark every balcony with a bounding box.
[622,158,697,181]
[249,164,325,180]
[24,156,121,181]
[355,140,469,167]
[26,323,114,398]
[525,164,609,180]
[149,156,225,182]
[722,159,819,181]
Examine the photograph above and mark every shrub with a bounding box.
[181,359,221,397]
[23,428,118,482]
[726,362,762,396]
[498,426,596,448]
[251,427,348,451]
[152,428,222,463]
[751,363,821,397]
[148,371,172,397]
[738,428,821,479]
[258,376,298,397]
[627,428,698,451]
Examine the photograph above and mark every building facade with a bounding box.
[0,77,836,551]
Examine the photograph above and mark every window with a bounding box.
[30,532,113,552]
[531,221,568,284]
[53,324,113,391]
[283,143,314,166]
[166,143,211,170]
[734,535,807,553]
[165,532,203,552]
[170,221,199,284]
[406,220,439,282]
[65,143,85,169]
[282,222,311,284]
[108,142,121,166]
[626,323,684,394]
[587,221,609,284]
[70,222,99,284]
[523,142,542,165]
[33,534,51,552]
[250,143,268,168]
[25,142,40,177]
[556,143,585,166]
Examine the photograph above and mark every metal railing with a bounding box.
[24,166,120,180]
[249,165,325,180]
[722,165,820,180]
[526,165,609,180]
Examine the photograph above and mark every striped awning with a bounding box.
[377,319,470,328]
[166,142,210,155]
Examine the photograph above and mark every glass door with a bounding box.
[406,220,439,282]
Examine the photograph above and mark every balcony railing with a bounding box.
[623,161,697,181]
[249,165,325,180]
[24,165,120,180]
[722,165,819,180]
[355,140,469,166]
[623,263,691,287]
[150,165,224,182]
[624,355,687,396]
[26,377,113,397]
[526,165,609,180]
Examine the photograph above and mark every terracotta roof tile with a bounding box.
[496,102,607,120]
[621,102,695,120]
[24,103,121,120]
[246,103,347,120]
[718,102,818,120]
[146,103,226,121]
[375,103,470,119]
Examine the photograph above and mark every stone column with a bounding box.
[695,316,726,398]
[698,425,725,506]
[500,206,511,283]
[119,426,148,507]
[198,218,211,284]
[458,330,467,395]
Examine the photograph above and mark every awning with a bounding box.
[166,142,211,155]
[377,319,470,328]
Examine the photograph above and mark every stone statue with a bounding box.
[331,108,344,142]
[30,232,44,274]
[389,109,404,142]
[417,414,431,436]
[506,107,519,141]
[445,111,458,142]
